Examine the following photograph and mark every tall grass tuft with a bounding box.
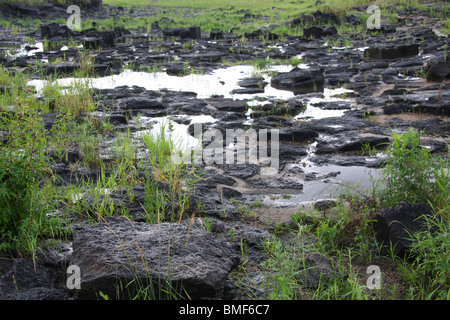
[141,120,202,223]
[42,77,96,115]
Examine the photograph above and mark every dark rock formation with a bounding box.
[271,67,324,94]
[374,202,435,258]
[364,43,420,60]
[69,217,240,299]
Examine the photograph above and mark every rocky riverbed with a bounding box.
[0,1,448,300]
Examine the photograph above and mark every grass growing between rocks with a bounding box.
[100,0,339,37]
[99,0,449,38]
[42,78,96,115]
[0,67,72,256]
[141,120,204,223]
[0,58,202,257]
[253,128,449,300]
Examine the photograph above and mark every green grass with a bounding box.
[441,18,450,34]
[0,67,70,254]
[380,128,449,210]
[10,0,420,41]
[0,55,204,255]
[258,127,449,300]
[0,0,49,5]
[141,120,203,223]
[397,216,450,299]
[99,0,320,35]
[258,231,377,300]
[252,58,272,71]
[105,0,317,10]
[42,78,96,115]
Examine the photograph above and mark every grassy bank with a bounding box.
[1,0,448,36]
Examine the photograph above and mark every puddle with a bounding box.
[27,63,354,123]
[27,64,303,100]
[134,114,217,151]
[250,137,383,207]
[323,41,369,53]
[92,65,298,100]
[294,87,355,120]
[6,41,84,61]
[330,46,369,52]
[7,42,44,59]
[272,164,381,206]
[28,62,354,119]
[268,45,286,54]
[396,73,423,81]
[26,62,375,205]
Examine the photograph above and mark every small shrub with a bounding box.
[0,151,39,251]
[253,58,272,71]
[0,111,54,252]
[380,128,449,210]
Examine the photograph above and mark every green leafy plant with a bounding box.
[201,217,212,232]
[0,150,42,251]
[289,56,302,68]
[253,58,272,71]
[380,128,449,209]
[0,110,60,252]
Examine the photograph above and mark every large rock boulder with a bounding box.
[166,63,188,76]
[244,28,278,40]
[69,217,240,299]
[207,218,272,264]
[426,59,450,82]
[315,134,390,154]
[303,26,337,39]
[41,22,72,38]
[118,97,165,110]
[180,26,201,40]
[374,202,434,258]
[364,43,419,60]
[162,27,187,37]
[0,258,70,300]
[270,67,324,94]
[210,29,224,40]
[278,126,319,143]
[296,251,338,288]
